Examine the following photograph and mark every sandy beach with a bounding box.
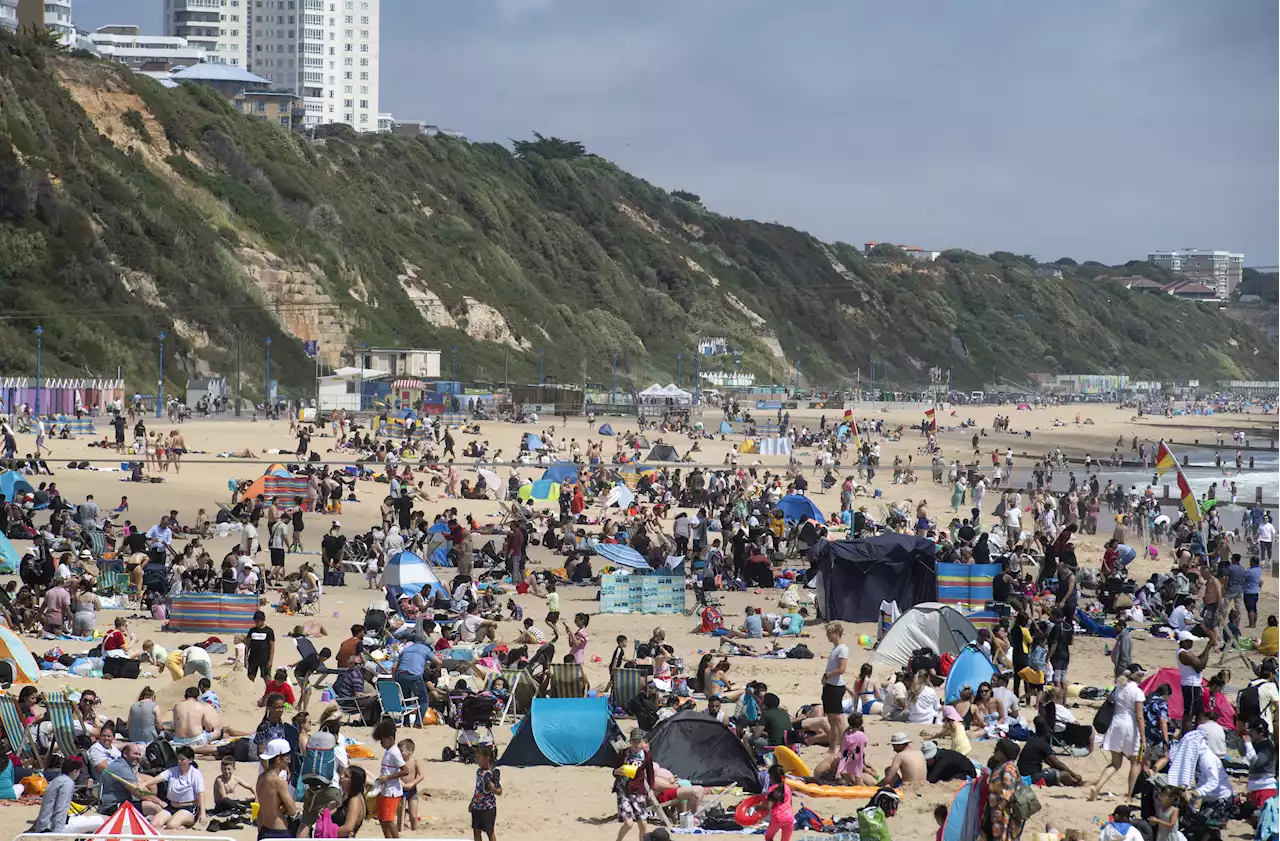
[0,401,1275,841]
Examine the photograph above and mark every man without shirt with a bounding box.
[883,732,926,785]
[255,739,298,839]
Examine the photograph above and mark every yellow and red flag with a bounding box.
[1176,470,1201,523]
[843,408,853,420]
[924,407,936,432]
[1154,441,1177,476]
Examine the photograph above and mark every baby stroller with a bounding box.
[440,693,500,763]
[363,608,388,644]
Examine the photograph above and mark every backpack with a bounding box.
[909,647,938,675]
[1010,773,1042,822]
[786,644,814,660]
[1238,679,1265,724]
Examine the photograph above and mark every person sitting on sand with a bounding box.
[882,732,927,785]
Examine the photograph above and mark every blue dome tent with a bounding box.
[943,644,998,703]
[380,551,448,600]
[598,423,615,436]
[542,464,579,485]
[776,493,823,524]
[0,471,35,502]
[499,698,622,767]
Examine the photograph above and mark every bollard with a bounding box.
[1183,455,1189,467]
[1258,487,1264,504]
[1163,485,1170,500]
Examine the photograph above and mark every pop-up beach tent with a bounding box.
[718,420,734,435]
[517,480,561,504]
[0,625,41,684]
[871,602,977,668]
[943,644,998,703]
[381,550,448,600]
[646,444,679,462]
[0,533,20,573]
[647,710,762,791]
[499,698,622,767]
[522,433,546,451]
[811,534,938,623]
[542,464,579,484]
[0,471,34,502]
[598,423,615,436]
[776,493,823,524]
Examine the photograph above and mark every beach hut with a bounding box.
[381,550,448,600]
[498,698,622,768]
[0,625,41,684]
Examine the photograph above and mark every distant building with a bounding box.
[1034,266,1064,279]
[185,375,228,407]
[1111,275,1218,301]
[703,370,756,388]
[376,111,394,132]
[0,0,18,33]
[164,0,247,67]
[1148,249,1243,300]
[87,25,204,70]
[387,119,466,140]
[169,62,270,98]
[698,337,729,356]
[234,90,303,130]
[863,242,940,262]
[17,0,73,45]
[245,0,381,132]
[360,347,441,380]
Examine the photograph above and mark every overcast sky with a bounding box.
[75,0,1278,265]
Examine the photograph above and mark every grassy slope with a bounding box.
[0,38,1273,396]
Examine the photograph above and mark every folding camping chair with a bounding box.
[375,678,421,727]
[543,663,588,698]
[78,528,110,560]
[609,667,649,714]
[0,693,38,766]
[483,669,529,725]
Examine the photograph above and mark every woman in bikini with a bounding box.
[852,663,883,715]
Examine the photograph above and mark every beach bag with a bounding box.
[786,644,813,660]
[856,805,891,841]
[103,657,141,679]
[1010,775,1042,822]
[1092,691,1116,734]
[313,807,339,838]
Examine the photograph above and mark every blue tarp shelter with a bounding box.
[598,423,615,436]
[498,698,621,767]
[542,464,579,484]
[595,543,651,570]
[943,644,997,703]
[0,471,35,502]
[776,493,823,524]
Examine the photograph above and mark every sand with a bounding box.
[0,402,1275,840]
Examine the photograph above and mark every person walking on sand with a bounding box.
[820,623,849,755]
[168,429,186,473]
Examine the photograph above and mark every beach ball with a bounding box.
[857,634,872,646]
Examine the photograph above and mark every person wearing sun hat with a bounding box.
[255,738,297,839]
[883,732,926,785]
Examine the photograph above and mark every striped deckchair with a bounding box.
[97,562,129,596]
[484,669,528,724]
[544,663,587,698]
[44,690,81,760]
[0,693,37,764]
[79,528,110,559]
[609,667,648,713]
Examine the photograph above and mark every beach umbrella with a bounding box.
[595,543,650,570]
[91,800,160,839]
[477,467,502,495]
[0,625,40,684]
[776,494,823,524]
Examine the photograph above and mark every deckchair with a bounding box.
[609,667,648,713]
[97,562,129,596]
[483,669,528,725]
[79,528,110,559]
[375,678,421,727]
[544,663,588,698]
[44,690,83,764]
[0,693,38,765]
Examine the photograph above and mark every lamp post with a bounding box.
[264,336,272,412]
[610,352,617,406]
[156,330,165,418]
[677,352,682,388]
[451,344,457,382]
[33,326,43,417]
[538,348,544,387]
[694,349,701,407]
[358,342,366,413]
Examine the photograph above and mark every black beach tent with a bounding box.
[647,711,762,792]
[810,534,938,623]
[646,444,680,462]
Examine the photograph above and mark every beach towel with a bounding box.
[1167,730,1205,788]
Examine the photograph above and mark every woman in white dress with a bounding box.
[1088,663,1147,801]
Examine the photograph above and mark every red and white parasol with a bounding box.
[91,802,161,840]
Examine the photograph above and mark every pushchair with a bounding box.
[363,608,388,644]
[440,693,501,763]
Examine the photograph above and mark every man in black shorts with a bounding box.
[111,413,127,453]
[246,611,275,684]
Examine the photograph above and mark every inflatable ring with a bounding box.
[734,794,770,827]
[785,780,883,799]
[771,745,812,778]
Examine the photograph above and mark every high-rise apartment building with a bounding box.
[247,0,379,131]
[0,0,19,32]
[89,24,205,70]
[1148,249,1244,301]
[163,0,248,66]
[16,0,74,44]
